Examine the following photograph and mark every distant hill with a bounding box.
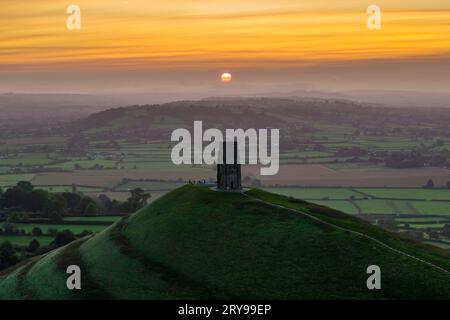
[1,185,449,299]
[2,89,449,127]
[257,90,450,109]
[65,97,450,142]
[3,93,449,134]
[0,93,117,125]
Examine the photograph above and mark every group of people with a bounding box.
[188,179,207,185]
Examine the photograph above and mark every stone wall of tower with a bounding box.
[217,141,242,191]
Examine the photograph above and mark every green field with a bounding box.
[0,156,52,166]
[281,151,335,158]
[310,200,360,214]
[13,223,108,234]
[0,235,53,246]
[37,185,105,193]
[412,202,450,215]
[48,159,118,170]
[264,187,363,200]
[357,188,450,201]
[397,217,449,223]
[325,163,385,170]
[0,218,120,246]
[424,241,450,250]
[406,223,446,229]
[64,216,124,223]
[116,181,184,191]
[265,187,450,216]
[121,162,199,171]
[0,174,34,187]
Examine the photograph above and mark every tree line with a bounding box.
[0,181,151,271]
[0,181,150,222]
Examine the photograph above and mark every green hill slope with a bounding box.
[1,185,449,299]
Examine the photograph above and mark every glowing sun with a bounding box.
[221,73,232,82]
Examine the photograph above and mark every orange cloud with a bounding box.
[1,1,449,72]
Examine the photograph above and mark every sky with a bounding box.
[1,0,449,94]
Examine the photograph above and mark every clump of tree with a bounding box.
[0,241,18,270]
[50,230,77,247]
[377,217,398,232]
[442,224,450,238]
[385,151,425,169]
[122,188,150,212]
[0,182,151,223]
[31,227,43,236]
[242,176,262,188]
[385,150,449,169]
[27,239,40,253]
[0,181,66,221]
[66,134,89,156]
[60,192,101,216]
[423,179,435,189]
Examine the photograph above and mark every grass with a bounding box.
[56,237,111,299]
[248,188,450,268]
[124,186,450,299]
[16,257,40,299]
[1,185,450,299]
[79,226,184,299]
[25,245,78,299]
[0,264,29,299]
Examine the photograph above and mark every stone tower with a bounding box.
[217,140,242,191]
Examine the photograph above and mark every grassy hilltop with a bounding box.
[0,185,449,299]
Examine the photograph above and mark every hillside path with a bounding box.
[245,194,450,276]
